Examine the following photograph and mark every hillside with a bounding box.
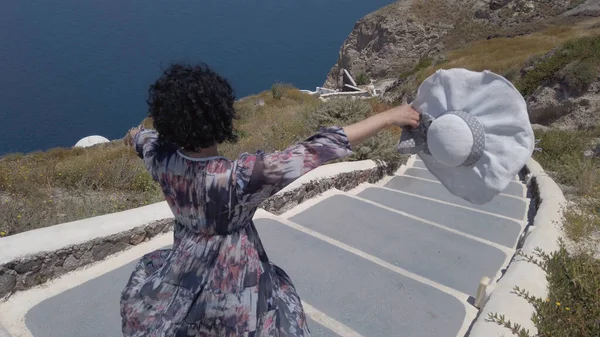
[2,1,600,335]
[1,0,597,236]
[0,87,400,237]
[323,0,600,238]
[319,1,600,335]
[324,0,596,89]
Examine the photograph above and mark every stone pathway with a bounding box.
[22,156,529,337]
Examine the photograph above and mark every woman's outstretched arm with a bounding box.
[343,104,419,147]
[235,104,420,207]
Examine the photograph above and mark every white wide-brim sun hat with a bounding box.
[398,68,535,205]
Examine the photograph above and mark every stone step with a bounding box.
[255,217,466,337]
[24,249,338,337]
[357,186,523,248]
[403,168,525,197]
[411,160,520,181]
[384,176,527,220]
[287,194,508,297]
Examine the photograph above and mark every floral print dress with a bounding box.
[120,127,353,337]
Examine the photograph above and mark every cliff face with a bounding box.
[324,0,582,89]
[324,0,459,89]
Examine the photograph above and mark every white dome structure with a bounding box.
[74,135,110,148]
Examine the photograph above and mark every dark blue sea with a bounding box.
[0,0,395,155]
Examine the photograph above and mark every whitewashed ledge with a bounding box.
[469,157,566,337]
[0,158,402,301]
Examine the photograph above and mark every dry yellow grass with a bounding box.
[0,87,321,237]
[220,87,320,157]
[142,87,321,157]
[0,86,402,237]
[417,17,600,82]
[0,142,163,236]
[532,128,600,244]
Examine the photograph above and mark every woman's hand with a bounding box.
[382,104,420,128]
[123,127,141,147]
[343,103,420,147]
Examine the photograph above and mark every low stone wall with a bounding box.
[319,91,372,101]
[261,161,398,215]
[468,158,566,337]
[0,159,403,301]
[0,219,173,300]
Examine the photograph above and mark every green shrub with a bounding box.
[488,126,600,337]
[532,129,600,191]
[504,68,521,83]
[518,35,600,96]
[563,205,600,244]
[309,98,370,127]
[307,98,402,163]
[561,60,598,96]
[355,73,369,86]
[489,243,600,337]
[399,57,434,79]
[271,83,293,100]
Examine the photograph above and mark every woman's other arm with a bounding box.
[235,104,419,207]
[343,104,419,147]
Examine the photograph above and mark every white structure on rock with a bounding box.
[74,135,110,148]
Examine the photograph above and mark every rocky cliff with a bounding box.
[324,0,600,137]
[324,0,590,90]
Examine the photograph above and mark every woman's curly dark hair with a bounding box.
[147,63,238,151]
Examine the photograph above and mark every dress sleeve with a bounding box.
[133,129,161,181]
[234,126,353,207]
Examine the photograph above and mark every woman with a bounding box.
[121,63,419,337]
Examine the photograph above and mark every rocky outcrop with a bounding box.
[324,0,586,91]
[527,79,600,130]
[474,0,572,26]
[323,0,461,89]
[584,138,600,157]
[523,44,600,131]
[563,0,600,16]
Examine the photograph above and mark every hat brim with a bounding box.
[412,69,534,205]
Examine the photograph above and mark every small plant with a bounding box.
[399,57,434,79]
[355,73,369,86]
[518,35,600,96]
[561,60,597,96]
[307,98,402,164]
[504,68,521,82]
[486,313,531,337]
[309,98,370,127]
[271,83,292,100]
[532,128,600,191]
[489,243,600,337]
[234,129,250,139]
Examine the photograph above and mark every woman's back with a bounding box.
[119,62,418,336]
[154,151,246,236]
[122,127,353,336]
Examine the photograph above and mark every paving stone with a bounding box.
[288,195,508,296]
[358,187,523,248]
[412,160,519,181]
[255,218,466,337]
[385,176,527,220]
[403,168,525,197]
[25,247,339,337]
[413,160,427,169]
